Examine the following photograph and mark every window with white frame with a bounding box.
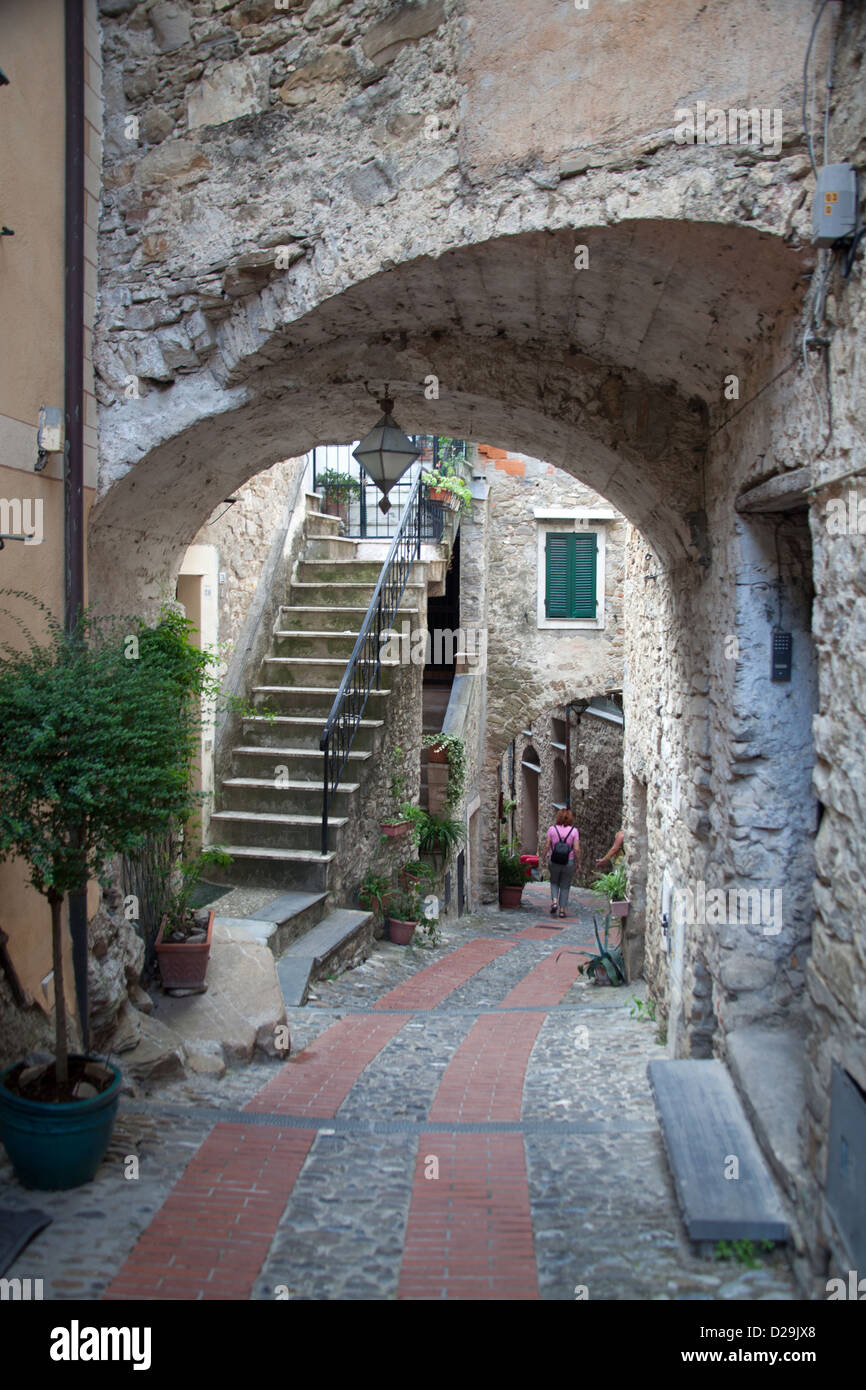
[534,509,616,630]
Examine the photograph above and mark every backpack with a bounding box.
[551,827,572,865]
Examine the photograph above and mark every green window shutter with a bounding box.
[571,531,597,618]
[545,533,572,618]
[545,532,598,619]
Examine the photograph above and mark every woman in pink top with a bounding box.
[545,808,580,918]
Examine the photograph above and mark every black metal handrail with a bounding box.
[319,476,447,853]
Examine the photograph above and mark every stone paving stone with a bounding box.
[335,1013,473,1125]
[252,1131,419,1301]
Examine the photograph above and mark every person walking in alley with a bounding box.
[545,808,580,917]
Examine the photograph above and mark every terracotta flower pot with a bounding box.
[387,917,417,945]
[428,487,450,505]
[155,909,215,989]
[381,820,412,840]
[499,885,524,908]
[610,900,630,918]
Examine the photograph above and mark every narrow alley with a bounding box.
[2,886,794,1303]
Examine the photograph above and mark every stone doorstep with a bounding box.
[276,908,374,1007]
[648,1058,790,1244]
[724,1025,810,1206]
[214,888,329,957]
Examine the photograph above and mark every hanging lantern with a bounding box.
[353,397,420,512]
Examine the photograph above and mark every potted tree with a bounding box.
[593,860,630,918]
[317,468,361,525]
[154,845,232,990]
[0,598,215,1189]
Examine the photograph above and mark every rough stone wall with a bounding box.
[570,709,624,888]
[188,455,307,661]
[619,0,866,1280]
[337,567,428,918]
[90,0,819,616]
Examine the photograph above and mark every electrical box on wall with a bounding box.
[813,163,857,247]
[771,628,793,682]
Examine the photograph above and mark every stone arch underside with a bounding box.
[90,220,806,612]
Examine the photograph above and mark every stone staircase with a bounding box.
[211,497,426,892]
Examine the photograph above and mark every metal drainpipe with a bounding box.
[64,0,89,1052]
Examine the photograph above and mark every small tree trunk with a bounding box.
[49,890,69,1089]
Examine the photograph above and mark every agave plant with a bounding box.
[574,915,626,986]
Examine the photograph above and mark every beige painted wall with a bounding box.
[0,0,102,1021]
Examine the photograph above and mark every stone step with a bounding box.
[214,889,329,958]
[276,908,374,1006]
[303,511,342,536]
[220,776,358,815]
[210,809,348,852]
[241,714,384,751]
[230,744,372,780]
[269,630,365,661]
[277,604,368,634]
[289,580,426,609]
[210,844,335,894]
[277,604,419,632]
[259,653,395,685]
[302,536,358,561]
[297,559,391,584]
[252,685,391,716]
[647,1059,790,1243]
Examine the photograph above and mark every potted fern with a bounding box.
[499,838,531,908]
[154,845,232,989]
[593,860,630,918]
[0,597,215,1188]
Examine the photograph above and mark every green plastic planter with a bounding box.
[0,1056,122,1190]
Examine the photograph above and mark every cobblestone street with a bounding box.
[1,885,795,1302]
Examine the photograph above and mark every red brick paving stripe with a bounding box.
[498,941,586,1007]
[371,937,516,1011]
[243,1011,411,1116]
[428,1012,545,1123]
[514,923,567,939]
[398,1135,538,1300]
[104,1124,315,1301]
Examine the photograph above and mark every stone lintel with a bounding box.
[735,467,812,514]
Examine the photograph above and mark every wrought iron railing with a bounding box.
[312,436,467,538]
[319,475,447,853]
